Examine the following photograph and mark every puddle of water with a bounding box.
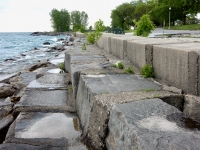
[16,113,81,139]
[27,80,63,88]
[47,69,62,74]
[50,59,64,65]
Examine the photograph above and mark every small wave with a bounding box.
[25,55,32,59]
[51,37,57,42]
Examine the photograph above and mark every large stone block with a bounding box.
[127,38,187,69]
[106,99,200,150]
[110,36,145,60]
[153,43,200,95]
[87,91,183,149]
[76,74,162,139]
[184,95,200,122]
[0,102,13,119]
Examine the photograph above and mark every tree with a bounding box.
[110,3,135,29]
[71,10,88,31]
[134,14,155,37]
[94,19,105,31]
[50,9,70,32]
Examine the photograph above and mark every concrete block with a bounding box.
[184,95,200,122]
[153,43,200,95]
[76,32,86,38]
[0,102,13,119]
[127,38,188,69]
[76,74,162,140]
[106,99,200,150]
[5,112,81,146]
[14,89,69,112]
[87,91,183,149]
[110,36,145,60]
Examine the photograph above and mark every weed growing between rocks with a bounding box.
[123,66,134,74]
[59,63,65,73]
[82,43,87,50]
[140,64,154,78]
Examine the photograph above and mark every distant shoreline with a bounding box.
[30,32,72,36]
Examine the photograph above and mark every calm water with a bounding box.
[0,32,67,75]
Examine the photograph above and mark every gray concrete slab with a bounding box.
[153,42,200,95]
[14,89,69,112]
[0,102,13,119]
[76,74,162,138]
[5,112,82,146]
[106,99,200,150]
[0,73,19,83]
[27,73,67,89]
[20,72,36,85]
[127,38,190,69]
[110,36,145,60]
[87,91,183,149]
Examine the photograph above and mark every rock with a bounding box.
[183,95,200,122]
[26,62,50,72]
[4,58,16,62]
[0,115,14,144]
[4,97,11,103]
[69,36,75,42]
[56,44,63,50]
[68,42,74,46]
[20,53,26,56]
[43,42,50,45]
[11,87,26,103]
[0,73,19,83]
[0,102,14,119]
[0,84,16,98]
[57,38,64,41]
[36,68,49,79]
[106,99,200,150]
[34,47,39,50]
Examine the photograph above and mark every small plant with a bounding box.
[117,62,124,69]
[86,31,102,44]
[59,63,65,73]
[140,64,154,78]
[82,43,86,50]
[154,94,159,98]
[123,66,134,74]
[111,64,117,68]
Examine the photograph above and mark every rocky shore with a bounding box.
[30,31,72,36]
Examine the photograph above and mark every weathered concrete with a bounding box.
[76,74,162,138]
[0,73,19,83]
[110,36,146,60]
[20,72,36,85]
[0,102,13,119]
[27,73,68,89]
[153,43,200,95]
[0,115,14,144]
[106,99,200,150]
[14,89,70,112]
[76,32,86,38]
[0,84,16,98]
[5,112,82,147]
[127,38,189,69]
[87,91,183,149]
[184,95,200,122]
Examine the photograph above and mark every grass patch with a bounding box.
[164,24,200,30]
[59,63,65,73]
[117,62,124,69]
[123,66,134,74]
[140,64,154,78]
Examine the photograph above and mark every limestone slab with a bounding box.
[76,74,162,138]
[27,73,67,89]
[5,112,81,146]
[14,89,68,112]
[106,99,200,150]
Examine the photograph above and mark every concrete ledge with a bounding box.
[76,32,86,38]
[106,99,200,150]
[153,43,200,95]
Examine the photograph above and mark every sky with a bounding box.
[0,0,132,32]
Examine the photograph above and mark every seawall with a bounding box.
[65,32,200,149]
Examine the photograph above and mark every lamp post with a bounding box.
[169,7,171,29]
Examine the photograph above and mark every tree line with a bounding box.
[111,0,200,30]
[49,9,88,32]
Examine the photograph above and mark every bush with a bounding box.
[59,63,65,70]
[117,62,124,69]
[140,64,154,78]
[123,66,134,74]
[86,31,102,44]
[134,14,155,37]
[82,43,86,50]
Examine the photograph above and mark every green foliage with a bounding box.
[82,43,86,50]
[59,63,65,70]
[134,14,155,37]
[86,31,102,44]
[123,66,134,74]
[111,64,117,68]
[94,19,105,31]
[49,9,70,32]
[89,26,93,31]
[140,64,154,78]
[71,10,88,31]
[117,62,124,69]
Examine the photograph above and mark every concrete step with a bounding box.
[3,112,86,149]
[106,98,200,150]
